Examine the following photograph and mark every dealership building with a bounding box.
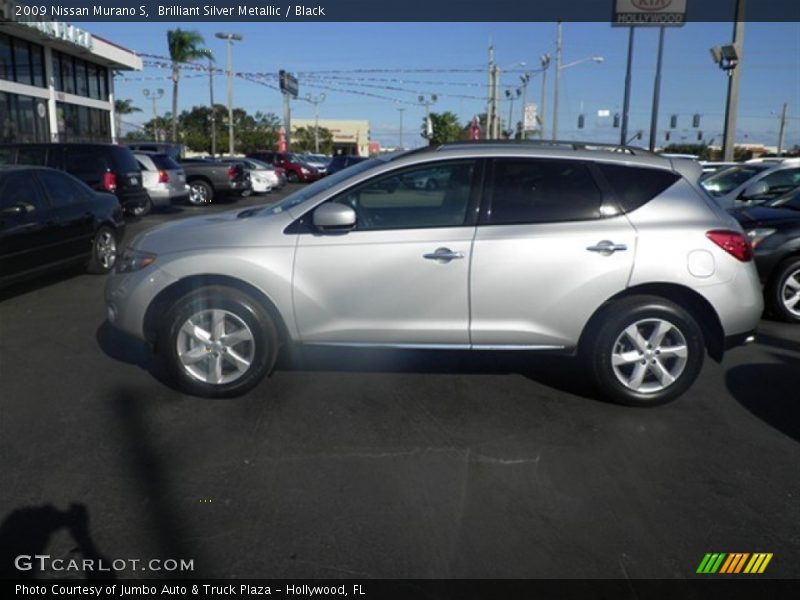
[292,119,370,156]
[0,16,141,144]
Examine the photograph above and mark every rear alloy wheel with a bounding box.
[159,286,278,397]
[87,226,117,274]
[585,296,704,406]
[768,257,800,323]
[287,171,299,183]
[129,195,152,218]
[188,180,214,205]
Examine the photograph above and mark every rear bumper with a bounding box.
[119,190,151,213]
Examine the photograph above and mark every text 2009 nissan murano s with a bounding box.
[105,143,763,406]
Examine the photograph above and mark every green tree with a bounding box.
[167,29,213,143]
[421,112,462,145]
[114,98,141,140]
[292,126,334,154]
[662,143,712,160]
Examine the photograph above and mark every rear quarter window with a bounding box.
[149,154,180,170]
[597,163,680,213]
[111,147,142,173]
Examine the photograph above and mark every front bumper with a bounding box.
[105,265,179,340]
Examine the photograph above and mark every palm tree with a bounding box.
[167,29,212,143]
[114,98,141,142]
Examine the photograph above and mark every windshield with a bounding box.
[263,158,385,215]
[701,164,770,196]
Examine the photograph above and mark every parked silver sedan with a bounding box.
[106,142,763,406]
[133,152,189,208]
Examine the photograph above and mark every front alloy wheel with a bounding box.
[160,286,278,397]
[87,226,117,273]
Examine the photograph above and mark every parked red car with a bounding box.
[245,151,320,183]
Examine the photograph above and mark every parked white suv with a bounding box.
[106,142,763,406]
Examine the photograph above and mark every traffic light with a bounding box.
[697,130,703,141]
[665,131,671,141]
[613,113,620,128]
[670,114,678,129]
[692,113,701,128]
[577,114,585,129]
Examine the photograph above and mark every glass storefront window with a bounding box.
[12,39,31,86]
[30,45,44,88]
[0,93,49,143]
[61,54,75,95]
[55,102,111,143]
[75,59,88,97]
[87,63,100,99]
[0,34,13,82]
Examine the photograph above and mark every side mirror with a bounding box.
[741,180,769,199]
[312,203,357,231]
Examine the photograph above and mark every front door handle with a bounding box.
[586,240,628,255]
[424,247,465,262]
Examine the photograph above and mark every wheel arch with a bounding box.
[143,274,292,349]
[578,282,726,362]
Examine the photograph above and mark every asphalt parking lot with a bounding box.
[1,185,799,580]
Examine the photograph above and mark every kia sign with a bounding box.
[613,0,687,26]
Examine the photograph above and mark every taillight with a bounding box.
[227,165,236,181]
[158,169,169,183]
[103,172,117,192]
[706,230,752,262]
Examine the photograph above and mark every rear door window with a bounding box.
[37,170,92,207]
[484,159,603,224]
[1,171,46,211]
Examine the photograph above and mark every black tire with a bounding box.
[87,226,118,274]
[287,171,299,183]
[767,257,800,323]
[129,195,152,218]
[188,180,214,205]
[158,286,279,398]
[583,295,705,407]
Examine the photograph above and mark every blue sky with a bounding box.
[94,21,800,149]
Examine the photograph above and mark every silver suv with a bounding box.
[105,142,763,406]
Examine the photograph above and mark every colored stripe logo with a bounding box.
[697,553,773,574]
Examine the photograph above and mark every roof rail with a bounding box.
[438,139,656,156]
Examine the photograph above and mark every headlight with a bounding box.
[746,228,776,249]
[116,248,157,273]
[300,167,309,174]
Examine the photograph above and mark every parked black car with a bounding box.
[326,154,368,176]
[0,143,150,217]
[0,166,125,287]
[731,188,800,323]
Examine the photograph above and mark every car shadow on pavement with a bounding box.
[0,503,114,579]
[281,346,600,401]
[0,265,86,302]
[96,321,173,389]
[726,349,800,444]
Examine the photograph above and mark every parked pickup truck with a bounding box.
[178,158,251,205]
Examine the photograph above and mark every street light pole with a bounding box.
[722,0,746,161]
[305,93,326,153]
[552,21,562,140]
[418,94,437,142]
[215,32,242,156]
[142,88,164,142]
[208,56,216,158]
[648,26,666,152]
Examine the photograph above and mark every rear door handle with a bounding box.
[424,247,465,262]
[586,240,628,255]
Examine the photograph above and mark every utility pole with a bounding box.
[419,94,437,142]
[620,27,635,146]
[519,72,531,139]
[208,57,216,158]
[397,107,405,149]
[539,54,550,138]
[777,102,788,155]
[215,32,243,156]
[142,88,164,142]
[648,26,666,152]
[486,43,494,140]
[722,0,746,161]
[551,21,562,140]
[305,93,326,153]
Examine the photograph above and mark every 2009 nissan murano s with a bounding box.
[105,142,763,406]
